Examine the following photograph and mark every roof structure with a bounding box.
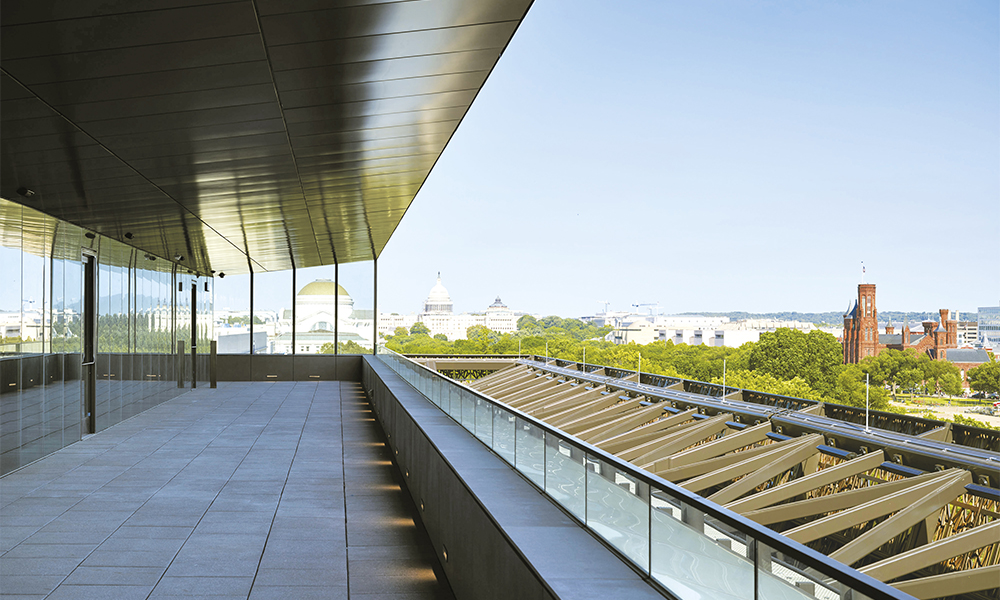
[879,333,902,345]
[946,348,991,364]
[1,1,533,275]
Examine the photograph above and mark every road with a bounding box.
[890,400,1000,428]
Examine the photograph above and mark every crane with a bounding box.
[632,302,660,316]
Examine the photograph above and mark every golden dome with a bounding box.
[298,279,349,297]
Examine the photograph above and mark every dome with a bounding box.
[423,272,453,314]
[298,279,349,297]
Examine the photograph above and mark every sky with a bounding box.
[375,0,999,319]
[3,2,997,320]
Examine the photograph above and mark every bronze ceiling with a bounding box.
[0,0,532,275]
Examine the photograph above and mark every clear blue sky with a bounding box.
[376,0,999,318]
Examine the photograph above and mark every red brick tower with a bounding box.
[843,283,879,363]
[857,283,878,360]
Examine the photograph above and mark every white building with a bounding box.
[599,312,818,348]
[378,275,525,341]
[0,308,44,342]
[978,306,1000,351]
[266,279,374,353]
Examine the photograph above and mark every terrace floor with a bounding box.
[0,381,453,600]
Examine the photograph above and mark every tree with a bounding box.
[393,327,409,337]
[592,344,642,371]
[748,328,842,395]
[967,361,1000,394]
[952,414,1000,431]
[710,369,825,402]
[433,334,448,341]
[410,322,430,336]
[862,349,924,400]
[517,315,538,331]
[515,315,609,341]
[832,364,890,410]
[921,358,963,396]
[466,325,491,343]
[897,367,924,394]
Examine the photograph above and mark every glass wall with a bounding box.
[294,265,337,354]
[253,269,292,354]
[338,261,375,354]
[206,261,376,356]
[2,197,381,472]
[213,272,252,354]
[0,198,198,474]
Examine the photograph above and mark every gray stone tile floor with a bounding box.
[0,381,454,600]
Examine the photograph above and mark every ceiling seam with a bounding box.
[248,0,326,270]
[264,19,522,49]
[2,32,265,62]
[0,0,248,27]
[10,59,270,86]
[57,91,479,126]
[273,48,508,75]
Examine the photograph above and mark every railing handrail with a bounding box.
[377,347,914,600]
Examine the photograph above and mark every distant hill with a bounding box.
[675,311,971,326]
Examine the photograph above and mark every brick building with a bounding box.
[842,283,880,363]
[842,283,991,388]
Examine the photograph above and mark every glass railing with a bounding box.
[374,348,912,600]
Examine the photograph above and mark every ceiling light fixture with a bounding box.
[84,232,96,239]
[16,187,35,198]
[124,232,133,239]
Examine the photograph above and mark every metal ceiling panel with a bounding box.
[1,0,532,273]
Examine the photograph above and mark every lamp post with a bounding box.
[865,373,871,433]
[723,358,726,398]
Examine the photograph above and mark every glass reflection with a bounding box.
[0,198,195,474]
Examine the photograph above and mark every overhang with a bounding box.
[1,0,532,274]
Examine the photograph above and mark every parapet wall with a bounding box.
[361,356,663,600]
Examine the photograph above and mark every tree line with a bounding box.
[384,316,1000,410]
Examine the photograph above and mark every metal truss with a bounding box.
[464,360,1000,600]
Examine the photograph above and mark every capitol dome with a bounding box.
[423,273,453,314]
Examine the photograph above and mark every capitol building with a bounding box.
[379,274,524,341]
